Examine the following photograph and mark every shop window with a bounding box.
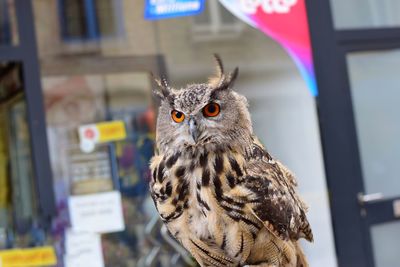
[0,63,38,236]
[330,0,400,29]
[192,1,244,42]
[0,1,11,45]
[0,0,18,46]
[58,0,122,42]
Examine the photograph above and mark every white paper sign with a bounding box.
[69,191,125,234]
[64,230,104,267]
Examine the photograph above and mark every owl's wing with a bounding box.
[243,139,313,242]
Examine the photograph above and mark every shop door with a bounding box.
[307,1,400,267]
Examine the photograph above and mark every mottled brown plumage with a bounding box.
[150,55,313,267]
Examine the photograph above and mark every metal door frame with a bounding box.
[306,1,400,267]
[0,0,56,225]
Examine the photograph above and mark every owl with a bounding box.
[150,55,313,267]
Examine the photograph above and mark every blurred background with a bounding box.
[0,0,399,267]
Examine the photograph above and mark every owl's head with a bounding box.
[154,55,253,154]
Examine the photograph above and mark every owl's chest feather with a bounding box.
[150,149,260,263]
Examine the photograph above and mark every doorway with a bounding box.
[307,1,400,267]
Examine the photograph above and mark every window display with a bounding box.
[0,63,45,249]
[41,71,193,266]
[68,145,114,195]
[6,97,37,232]
[59,0,121,41]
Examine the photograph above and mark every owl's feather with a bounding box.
[243,140,313,242]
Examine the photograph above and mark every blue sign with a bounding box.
[145,0,205,20]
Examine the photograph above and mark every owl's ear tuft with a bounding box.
[209,54,239,94]
[151,73,175,105]
[227,67,239,88]
[209,54,226,88]
[209,57,239,99]
[214,53,225,79]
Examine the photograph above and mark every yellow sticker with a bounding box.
[0,247,57,267]
[79,121,127,153]
[97,121,127,143]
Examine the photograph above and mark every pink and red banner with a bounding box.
[219,0,317,96]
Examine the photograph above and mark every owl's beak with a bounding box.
[188,117,199,143]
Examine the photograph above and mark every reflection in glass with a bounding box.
[42,72,193,266]
[68,145,114,195]
[59,0,119,41]
[61,0,87,39]
[95,0,116,37]
[0,0,18,45]
[7,99,36,227]
[192,1,243,41]
[0,64,36,235]
[193,1,210,25]
[331,0,400,29]
[347,50,400,198]
[371,221,400,267]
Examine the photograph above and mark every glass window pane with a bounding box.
[331,0,400,29]
[220,4,238,24]
[0,63,37,235]
[347,50,400,198]
[0,0,18,46]
[371,221,400,267]
[95,0,116,37]
[193,1,210,25]
[62,0,87,39]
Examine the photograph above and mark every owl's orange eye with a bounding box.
[203,103,220,117]
[171,110,185,123]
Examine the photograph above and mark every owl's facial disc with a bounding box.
[154,56,254,153]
